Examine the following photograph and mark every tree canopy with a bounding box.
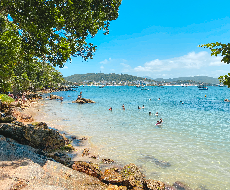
[0,0,121,67]
[0,0,122,93]
[200,42,230,87]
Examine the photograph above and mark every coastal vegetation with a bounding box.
[0,0,122,93]
[65,73,154,85]
[200,43,230,87]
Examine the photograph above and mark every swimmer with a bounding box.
[155,112,158,116]
[142,105,145,109]
[149,112,151,115]
[60,96,63,103]
[156,121,161,125]
[158,98,160,100]
[160,118,163,123]
[138,106,141,109]
[122,104,125,110]
[109,107,112,111]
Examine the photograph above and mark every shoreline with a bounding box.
[0,91,210,190]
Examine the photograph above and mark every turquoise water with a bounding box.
[39,86,230,189]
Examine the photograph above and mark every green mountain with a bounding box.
[154,76,220,84]
[64,73,152,83]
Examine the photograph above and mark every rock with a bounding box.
[100,168,123,184]
[165,185,177,190]
[82,148,90,156]
[0,115,16,123]
[0,122,65,152]
[48,152,71,165]
[50,94,61,100]
[120,163,145,189]
[107,184,127,190]
[72,161,102,179]
[102,158,115,164]
[72,98,95,104]
[172,181,192,190]
[144,179,165,190]
[140,155,171,168]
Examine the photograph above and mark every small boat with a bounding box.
[197,85,208,90]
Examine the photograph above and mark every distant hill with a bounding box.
[64,73,152,83]
[153,76,220,84]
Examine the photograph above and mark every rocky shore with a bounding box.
[0,92,198,190]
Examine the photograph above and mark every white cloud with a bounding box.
[120,63,130,67]
[100,58,112,64]
[100,66,104,69]
[134,51,223,73]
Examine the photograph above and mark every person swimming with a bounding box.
[142,105,145,109]
[122,104,125,110]
[138,106,141,109]
[109,107,112,111]
[155,112,158,116]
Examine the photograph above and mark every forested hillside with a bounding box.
[65,73,152,83]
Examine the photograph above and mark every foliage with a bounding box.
[65,73,153,83]
[199,42,230,86]
[0,0,121,93]
[0,94,15,103]
[0,0,122,67]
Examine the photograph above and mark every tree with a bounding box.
[0,0,122,67]
[0,0,121,93]
[199,42,230,87]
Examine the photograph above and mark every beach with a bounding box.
[1,86,230,189]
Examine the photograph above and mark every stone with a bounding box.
[0,123,65,152]
[100,168,123,184]
[50,94,61,100]
[48,152,71,165]
[106,185,127,190]
[173,181,192,190]
[82,148,90,156]
[72,98,95,104]
[120,163,145,189]
[0,115,16,123]
[101,158,115,164]
[72,161,102,179]
[144,179,165,190]
[165,185,177,190]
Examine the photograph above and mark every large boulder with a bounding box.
[50,94,61,100]
[0,122,65,152]
[120,163,145,189]
[144,179,165,190]
[172,181,192,190]
[100,168,123,185]
[72,161,102,179]
[0,115,16,123]
[72,98,95,104]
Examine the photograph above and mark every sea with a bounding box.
[37,86,230,189]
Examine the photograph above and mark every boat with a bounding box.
[197,85,208,90]
[141,86,149,90]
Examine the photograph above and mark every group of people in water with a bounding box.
[109,103,163,126]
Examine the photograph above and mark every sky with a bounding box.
[58,0,230,79]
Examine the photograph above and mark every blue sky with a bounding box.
[59,0,230,79]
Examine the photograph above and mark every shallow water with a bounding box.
[39,86,230,189]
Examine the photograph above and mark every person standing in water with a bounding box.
[122,104,125,110]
